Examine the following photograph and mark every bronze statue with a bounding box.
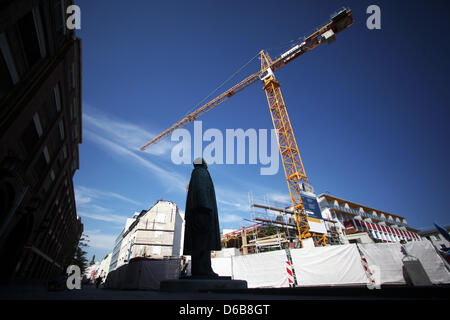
[183,157,221,278]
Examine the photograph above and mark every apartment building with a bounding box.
[318,194,421,245]
[116,200,183,268]
[0,0,82,283]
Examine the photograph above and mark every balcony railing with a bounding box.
[328,205,407,226]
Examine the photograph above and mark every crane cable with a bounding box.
[184,52,261,117]
[182,34,307,118]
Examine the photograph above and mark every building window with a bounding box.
[53,0,65,37]
[43,146,50,164]
[34,153,48,182]
[49,128,62,159]
[69,102,73,120]
[54,84,62,112]
[0,33,20,86]
[73,97,78,119]
[67,64,74,93]
[72,127,78,142]
[58,120,65,140]
[32,7,47,58]
[17,11,42,69]
[40,93,58,131]
[32,113,44,137]
[57,150,65,172]
[20,119,40,153]
[0,49,13,101]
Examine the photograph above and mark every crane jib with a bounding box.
[139,8,353,151]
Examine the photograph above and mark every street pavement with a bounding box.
[0,283,448,300]
[0,284,295,300]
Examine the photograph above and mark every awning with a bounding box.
[343,220,355,229]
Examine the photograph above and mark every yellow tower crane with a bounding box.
[140,8,354,248]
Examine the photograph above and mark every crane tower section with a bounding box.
[260,51,325,247]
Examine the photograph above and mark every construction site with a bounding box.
[127,7,450,290]
[138,7,426,253]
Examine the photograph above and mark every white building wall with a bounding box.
[343,232,374,244]
[116,201,183,267]
[172,209,184,256]
[98,253,112,278]
[109,217,136,271]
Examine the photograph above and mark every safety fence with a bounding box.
[103,240,450,290]
[212,241,450,288]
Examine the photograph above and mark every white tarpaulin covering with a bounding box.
[231,250,289,288]
[105,258,180,290]
[357,243,406,284]
[404,240,450,284]
[290,244,369,286]
[211,257,232,277]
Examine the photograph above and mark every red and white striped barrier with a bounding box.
[285,260,295,286]
[360,256,374,282]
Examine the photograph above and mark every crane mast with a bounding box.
[260,50,321,247]
[140,8,354,247]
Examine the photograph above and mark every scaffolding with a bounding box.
[221,193,296,254]
[220,192,342,254]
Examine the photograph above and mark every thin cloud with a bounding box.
[84,229,117,251]
[218,199,242,208]
[83,108,171,156]
[267,193,291,206]
[83,127,187,193]
[82,106,191,193]
[215,186,250,213]
[78,211,128,224]
[76,185,143,207]
[75,192,92,206]
[220,213,244,224]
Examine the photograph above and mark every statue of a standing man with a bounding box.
[183,157,221,278]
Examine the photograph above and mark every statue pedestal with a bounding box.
[160,277,247,292]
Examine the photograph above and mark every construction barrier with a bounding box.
[357,243,406,285]
[285,260,295,286]
[290,244,369,287]
[404,240,450,284]
[104,243,449,290]
[212,242,450,288]
[231,250,290,288]
[359,252,377,287]
[104,258,180,290]
[211,257,232,277]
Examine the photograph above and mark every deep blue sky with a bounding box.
[74,0,450,262]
